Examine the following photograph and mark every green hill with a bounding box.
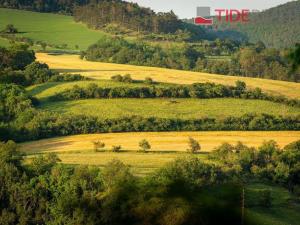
[216,1,300,48]
[0,8,107,50]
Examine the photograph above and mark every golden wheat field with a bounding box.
[21,131,300,153]
[36,53,300,99]
[20,131,300,174]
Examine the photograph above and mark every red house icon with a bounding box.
[194,16,213,25]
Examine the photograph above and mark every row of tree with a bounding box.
[210,140,300,192]
[0,0,105,13]
[1,109,299,142]
[0,44,87,85]
[48,80,300,107]
[83,37,299,81]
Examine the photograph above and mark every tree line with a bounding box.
[82,37,299,81]
[1,109,299,142]
[0,0,105,14]
[0,44,87,86]
[48,79,300,107]
[210,140,300,193]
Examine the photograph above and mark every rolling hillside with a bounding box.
[36,53,300,99]
[0,8,107,50]
[216,0,300,48]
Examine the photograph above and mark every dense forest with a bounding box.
[82,36,299,81]
[215,1,300,48]
[73,1,182,34]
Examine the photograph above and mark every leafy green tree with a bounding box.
[289,43,300,73]
[24,61,54,84]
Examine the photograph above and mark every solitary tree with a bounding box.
[187,137,201,153]
[93,140,105,152]
[139,139,151,152]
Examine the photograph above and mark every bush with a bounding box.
[122,74,133,83]
[93,140,105,152]
[111,74,123,82]
[49,73,88,82]
[144,77,154,84]
[112,145,122,152]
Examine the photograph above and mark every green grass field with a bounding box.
[0,8,107,50]
[39,98,300,119]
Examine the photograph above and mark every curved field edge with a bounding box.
[36,53,300,99]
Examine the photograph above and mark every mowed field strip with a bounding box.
[21,131,300,154]
[36,53,300,99]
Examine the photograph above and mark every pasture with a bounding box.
[39,98,300,119]
[36,53,300,99]
[0,8,106,50]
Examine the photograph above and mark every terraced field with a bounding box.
[36,53,300,99]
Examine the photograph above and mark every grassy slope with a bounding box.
[36,53,300,99]
[39,98,300,119]
[0,8,106,50]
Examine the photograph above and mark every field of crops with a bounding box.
[20,131,300,174]
[39,98,300,119]
[0,8,106,50]
[36,53,300,99]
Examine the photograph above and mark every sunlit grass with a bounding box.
[39,98,300,119]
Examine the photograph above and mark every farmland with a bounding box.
[39,98,300,119]
[36,53,300,99]
[0,8,106,50]
[20,131,300,174]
